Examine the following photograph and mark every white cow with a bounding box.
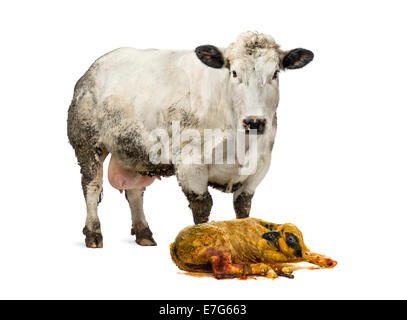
[67,31,314,248]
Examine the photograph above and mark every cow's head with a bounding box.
[195,31,313,134]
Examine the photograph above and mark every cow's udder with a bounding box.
[108,156,159,192]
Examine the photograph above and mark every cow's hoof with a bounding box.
[131,226,157,246]
[83,226,103,248]
[136,237,157,246]
[193,218,209,225]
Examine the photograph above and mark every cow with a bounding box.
[67,31,314,248]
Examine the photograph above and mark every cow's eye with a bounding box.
[272,70,279,80]
[232,70,238,78]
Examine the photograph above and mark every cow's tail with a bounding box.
[170,243,209,273]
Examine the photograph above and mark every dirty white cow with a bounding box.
[67,31,314,248]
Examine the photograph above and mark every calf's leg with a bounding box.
[125,189,156,246]
[205,249,277,279]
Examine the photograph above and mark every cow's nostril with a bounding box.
[243,118,267,134]
[258,119,266,128]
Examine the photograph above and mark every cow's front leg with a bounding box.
[177,164,212,224]
[233,155,271,219]
[125,189,156,246]
[233,191,254,219]
[184,191,213,224]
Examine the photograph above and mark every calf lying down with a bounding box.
[170,218,336,279]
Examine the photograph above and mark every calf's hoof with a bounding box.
[83,226,103,248]
[131,226,157,246]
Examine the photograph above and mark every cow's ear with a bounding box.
[195,45,225,69]
[282,48,314,70]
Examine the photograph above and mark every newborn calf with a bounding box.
[170,218,336,279]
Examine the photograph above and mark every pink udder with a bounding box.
[108,156,159,192]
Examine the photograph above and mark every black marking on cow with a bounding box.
[195,45,225,69]
[282,48,314,70]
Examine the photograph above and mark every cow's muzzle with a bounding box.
[243,118,266,134]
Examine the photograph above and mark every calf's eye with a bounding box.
[272,70,279,80]
[285,232,299,247]
[287,236,296,243]
[232,70,238,78]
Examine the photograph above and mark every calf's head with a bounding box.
[195,31,314,134]
[262,223,337,268]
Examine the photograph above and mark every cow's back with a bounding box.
[91,48,191,110]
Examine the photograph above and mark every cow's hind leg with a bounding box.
[125,189,156,246]
[80,149,108,248]
[69,124,107,248]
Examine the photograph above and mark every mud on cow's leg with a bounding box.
[125,189,156,246]
[177,164,212,224]
[233,191,254,219]
[80,149,108,248]
[184,191,213,224]
[68,97,108,248]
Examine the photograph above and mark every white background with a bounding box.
[0,0,406,299]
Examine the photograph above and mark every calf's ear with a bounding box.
[195,45,225,69]
[282,48,314,69]
[262,231,281,242]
